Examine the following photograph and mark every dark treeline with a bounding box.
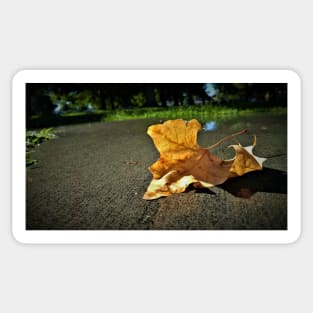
[26,83,287,117]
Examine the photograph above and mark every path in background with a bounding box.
[26,113,287,230]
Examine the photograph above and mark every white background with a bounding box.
[1,0,311,312]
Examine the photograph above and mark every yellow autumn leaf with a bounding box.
[143,119,266,200]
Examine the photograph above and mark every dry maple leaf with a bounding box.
[143,119,266,200]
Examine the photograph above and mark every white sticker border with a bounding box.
[12,69,301,244]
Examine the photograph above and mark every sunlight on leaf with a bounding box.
[143,119,266,200]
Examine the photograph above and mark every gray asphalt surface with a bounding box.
[26,113,287,230]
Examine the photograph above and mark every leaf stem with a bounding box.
[206,129,248,150]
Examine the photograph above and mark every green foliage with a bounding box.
[26,128,56,148]
[26,128,56,167]
[130,92,146,107]
[26,152,37,167]
[101,105,287,123]
[50,89,100,112]
[27,83,287,129]
[29,106,287,129]
[154,88,161,104]
[213,83,287,108]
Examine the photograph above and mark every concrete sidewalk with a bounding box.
[26,113,287,230]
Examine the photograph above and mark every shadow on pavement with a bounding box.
[218,167,287,198]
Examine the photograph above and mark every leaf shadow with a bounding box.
[190,167,287,199]
[191,186,216,195]
[218,167,287,199]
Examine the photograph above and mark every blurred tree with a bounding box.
[26,83,287,122]
[214,83,287,107]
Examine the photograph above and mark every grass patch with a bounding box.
[101,105,287,123]
[29,105,287,129]
[26,128,56,167]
